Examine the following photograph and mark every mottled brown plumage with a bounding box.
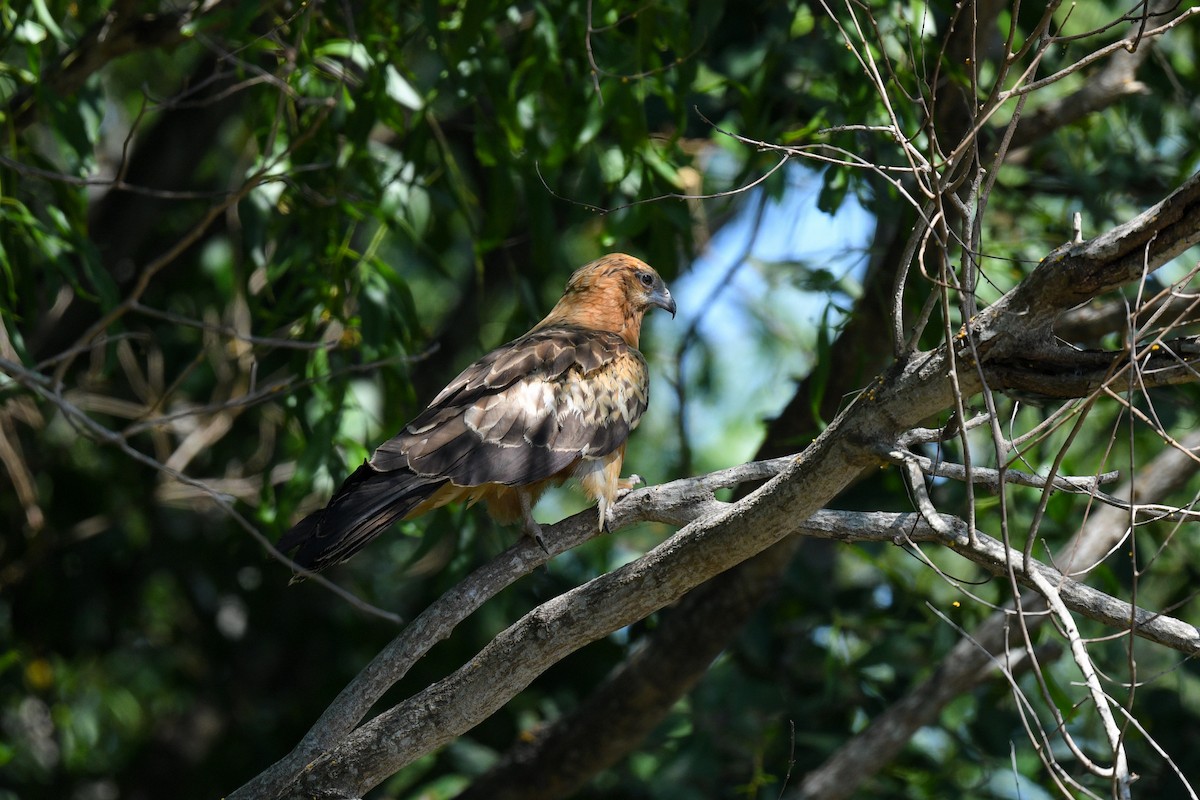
[278,253,674,572]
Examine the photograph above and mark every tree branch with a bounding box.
[982,336,1200,398]
[1056,292,1200,345]
[226,457,792,800]
[285,507,1200,798]
[454,539,800,800]
[881,446,1121,493]
[977,168,1200,353]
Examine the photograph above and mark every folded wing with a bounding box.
[280,325,649,571]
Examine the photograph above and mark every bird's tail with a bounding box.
[277,461,447,574]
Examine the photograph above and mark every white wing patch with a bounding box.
[463,378,554,442]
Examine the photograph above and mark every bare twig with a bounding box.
[1028,571,1133,798]
[882,446,1121,494]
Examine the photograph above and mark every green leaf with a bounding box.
[385,65,424,111]
[14,19,47,44]
[790,5,814,38]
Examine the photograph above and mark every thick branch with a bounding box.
[454,538,801,800]
[276,426,864,799]
[226,457,791,800]
[983,336,1200,398]
[1056,293,1200,344]
[289,509,1200,797]
[977,168,1200,353]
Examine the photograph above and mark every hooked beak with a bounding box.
[651,285,676,318]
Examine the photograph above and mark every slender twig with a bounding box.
[1029,571,1133,797]
[882,447,1121,494]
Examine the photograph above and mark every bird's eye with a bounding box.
[638,272,654,287]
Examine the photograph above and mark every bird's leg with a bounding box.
[598,494,613,535]
[599,474,643,533]
[519,490,548,554]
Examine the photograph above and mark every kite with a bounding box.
[278,253,675,572]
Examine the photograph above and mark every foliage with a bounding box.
[2,1,1200,799]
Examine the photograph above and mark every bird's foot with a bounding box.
[518,491,549,554]
[602,475,641,534]
[523,518,549,554]
[616,474,643,498]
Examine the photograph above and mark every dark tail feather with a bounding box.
[278,461,446,573]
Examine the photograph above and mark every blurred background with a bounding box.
[3,1,1200,798]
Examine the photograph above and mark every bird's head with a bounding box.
[544,253,676,347]
[540,254,675,347]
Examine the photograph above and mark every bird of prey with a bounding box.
[278,253,675,572]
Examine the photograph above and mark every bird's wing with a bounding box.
[370,326,649,487]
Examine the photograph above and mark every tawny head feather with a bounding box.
[536,253,675,347]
